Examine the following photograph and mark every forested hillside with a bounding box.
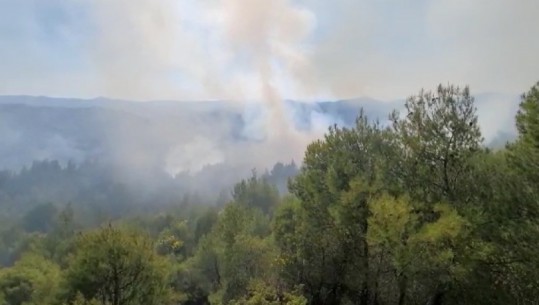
[0,83,538,305]
[0,94,518,173]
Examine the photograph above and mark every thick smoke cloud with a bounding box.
[0,0,536,180]
[87,0,336,174]
[1,0,538,100]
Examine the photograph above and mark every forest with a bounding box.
[0,82,538,305]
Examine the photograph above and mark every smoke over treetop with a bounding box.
[0,0,533,192]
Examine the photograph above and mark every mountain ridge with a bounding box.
[0,93,520,174]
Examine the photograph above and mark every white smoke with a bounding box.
[165,136,225,174]
[81,0,333,173]
[1,0,535,176]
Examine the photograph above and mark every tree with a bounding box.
[155,219,195,260]
[232,172,280,215]
[494,81,539,303]
[21,203,58,233]
[284,111,395,305]
[194,207,219,243]
[211,203,274,304]
[64,225,172,305]
[185,201,276,305]
[280,84,519,305]
[272,196,305,289]
[508,81,539,212]
[0,253,61,305]
[390,84,482,207]
[229,279,307,305]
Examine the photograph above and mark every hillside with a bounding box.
[0,94,518,173]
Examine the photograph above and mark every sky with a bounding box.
[0,0,538,102]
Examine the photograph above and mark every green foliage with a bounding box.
[282,110,395,304]
[220,234,276,303]
[0,253,61,305]
[2,82,539,305]
[277,83,539,305]
[367,194,416,263]
[195,207,219,242]
[233,172,280,214]
[67,292,101,305]
[155,219,194,260]
[508,81,539,213]
[187,234,222,294]
[513,81,539,163]
[229,280,307,305]
[390,84,482,206]
[63,225,172,305]
[209,204,275,304]
[21,203,58,233]
[272,196,305,285]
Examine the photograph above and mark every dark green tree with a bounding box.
[390,84,482,207]
[232,172,280,215]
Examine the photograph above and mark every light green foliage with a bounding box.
[367,194,416,265]
[283,110,396,305]
[0,253,61,305]
[155,220,193,259]
[408,204,470,282]
[272,196,305,285]
[64,292,101,305]
[219,234,276,304]
[184,189,277,305]
[229,280,307,305]
[156,232,184,257]
[209,203,275,304]
[63,225,172,305]
[277,84,539,305]
[217,203,271,245]
[366,195,481,305]
[414,204,467,243]
[1,82,539,305]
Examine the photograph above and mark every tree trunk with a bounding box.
[360,215,370,305]
[372,283,379,305]
[426,290,445,305]
[397,276,407,305]
[113,266,120,305]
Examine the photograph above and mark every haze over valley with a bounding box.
[0,93,519,172]
[0,1,538,304]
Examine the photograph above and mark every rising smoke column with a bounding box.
[213,0,323,163]
[86,0,335,174]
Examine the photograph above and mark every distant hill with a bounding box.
[0,93,519,176]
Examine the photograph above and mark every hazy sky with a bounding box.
[0,0,538,101]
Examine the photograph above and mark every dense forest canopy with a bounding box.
[1,83,538,305]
